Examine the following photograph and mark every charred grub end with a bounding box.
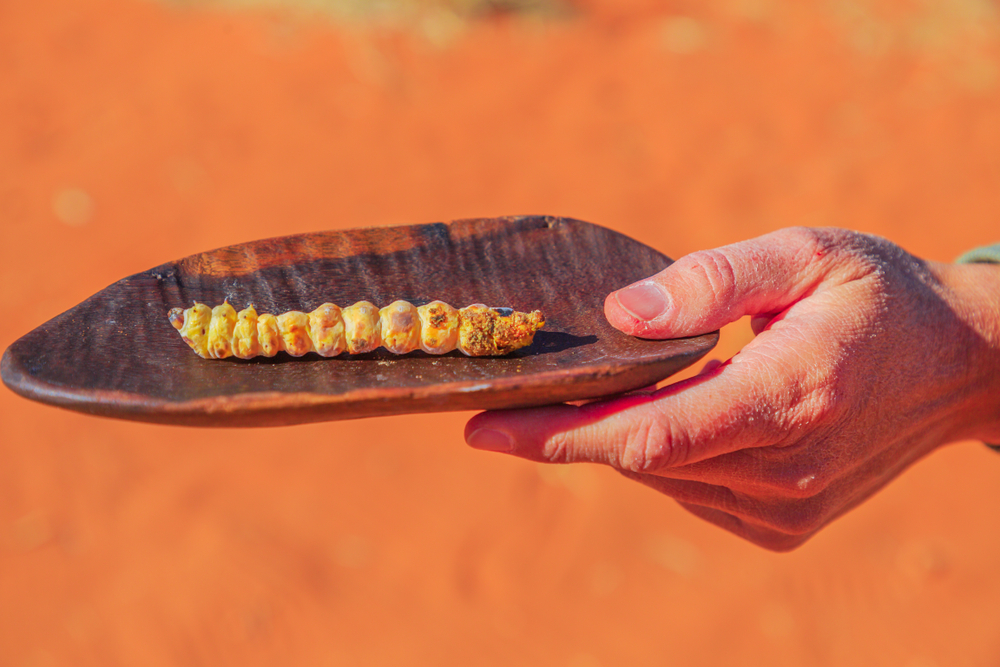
[530,311,546,330]
[168,308,185,330]
[460,308,498,356]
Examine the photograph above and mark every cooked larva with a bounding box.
[167,300,545,359]
[379,300,421,355]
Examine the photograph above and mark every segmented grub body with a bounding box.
[167,300,545,359]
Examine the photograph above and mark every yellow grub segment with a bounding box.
[417,301,459,355]
[342,301,381,354]
[309,303,346,357]
[276,311,312,357]
[168,299,544,359]
[256,313,281,357]
[207,303,238,359]
[169,302,212,359]
[379,300,421,355]
[232,306,260,359]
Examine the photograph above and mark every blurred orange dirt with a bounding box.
[2,0,999,665]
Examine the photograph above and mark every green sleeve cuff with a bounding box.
[956,244,1000,264]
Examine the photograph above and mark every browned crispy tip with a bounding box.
[492,309,546,355]
[168,307,185,330]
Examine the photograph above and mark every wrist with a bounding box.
[933,261,1000,444]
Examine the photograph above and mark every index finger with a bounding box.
[464,358,792,472]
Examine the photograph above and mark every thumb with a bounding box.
[605,227,837,339]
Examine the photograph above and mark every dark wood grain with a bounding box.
[1,216,718,427]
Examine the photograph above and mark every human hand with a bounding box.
[465,227,1000,550]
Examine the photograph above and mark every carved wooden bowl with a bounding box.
[1,216,717,427]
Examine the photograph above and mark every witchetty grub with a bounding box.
[167,300,545,359]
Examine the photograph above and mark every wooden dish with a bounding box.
[1,216,718,427]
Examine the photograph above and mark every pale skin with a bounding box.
[465,227,1000,551]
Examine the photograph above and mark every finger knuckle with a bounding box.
[619,416,658,472]
[809,381,842,419]
[788,381,848,435]
[779,225,843,262]
[680,248,738,305]
[765,367,846,438]
[541,431,574,464]
[619,414,688,473]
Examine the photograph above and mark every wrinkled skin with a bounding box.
[465,227,1000,551]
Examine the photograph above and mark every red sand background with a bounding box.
[2,0,1000,664]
